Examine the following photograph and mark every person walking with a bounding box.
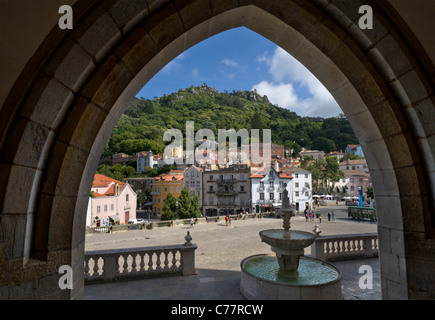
[331,210,335,222]
[328,212,331,222]
[319,214,322,223]
[190,217,194,228]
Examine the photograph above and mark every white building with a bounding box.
[137,150,155,173]
[250,165,294,214]
[290,167,313,211]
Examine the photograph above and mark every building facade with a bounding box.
[183,165,203,208]
[137,150,155,173]
[250,166,294,213]
[339,159,369,173]
[202,165,251,216]
[86,174,137,226]
[343,170,372,200]
[345,144,365,158]
[290,168,313,212]
[151,173,183,217]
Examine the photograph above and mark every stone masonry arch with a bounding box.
[0,0,434,299]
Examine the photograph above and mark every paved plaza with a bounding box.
[84,206,380,300]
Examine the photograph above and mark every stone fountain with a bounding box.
[240,185,342,300]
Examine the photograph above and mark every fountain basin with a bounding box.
[259,229,316,251]
[240,254,342,300]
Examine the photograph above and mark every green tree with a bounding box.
[162,193,177,221]
[312,136,337,153]
[177,187,201,219]
[366,186,374,199]
[308,159,325,193]
[324,156,343,194]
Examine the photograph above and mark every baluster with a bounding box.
[346,240,351,252]
[171,250,178,270]
[123,254,129,273]
[139,253,145,272]
[356,239,362,251]
[325,241,330,254]
[92,257,99,276]
[330,241,336,254]
[148,252,154,271]
[131,253,137,273]
[163,251,170,270]
[351,239,357,252]
[336,241,342,253]
[156,251,162,271]
[84,257,91,277]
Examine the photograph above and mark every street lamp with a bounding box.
[175,200,179,224]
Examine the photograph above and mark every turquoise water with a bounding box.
[243,256,339,285]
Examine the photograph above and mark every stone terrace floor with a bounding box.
[84,206,380,300]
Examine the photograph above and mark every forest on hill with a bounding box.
[103,84,359,158]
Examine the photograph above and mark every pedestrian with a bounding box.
[190,217,194,228]
[319,214,322,223]
[332,211,335,222]
[225,214,229,226]
[328,212,331,222]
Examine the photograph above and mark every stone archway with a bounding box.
[0,0,434,299]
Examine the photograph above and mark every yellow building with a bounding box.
[152,173,184,217]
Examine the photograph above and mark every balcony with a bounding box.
[216,178,237,185]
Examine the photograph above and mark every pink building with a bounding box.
[86,174,137,227]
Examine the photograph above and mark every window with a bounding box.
[209,185,214,192]
[104,205,107,212]
[196,181,200,187]
[350,178,354,183]
[111,204,114,211]
[164,187,168,192]
[240,174,244,180]
[295,182,299,188]
[191,171,194,178]
[295,192,299,197]
[260,181,264,188]
[279,193,282,200]
[351,186,354,191]
[260,193,264,200]
[359,178,363,183]
[305,191,309,197]
[270,193,274,200]
[176,186,180,193]
[240,185,244,192]
[209,175,213,180]
[305,174,308,178]
[305,182,310,188]
[170,187,174,193]
[97,206,100,213]
[295,173,298,178]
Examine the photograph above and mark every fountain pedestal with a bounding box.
[240,184,342,300]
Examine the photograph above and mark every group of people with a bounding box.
[304,209,335,223]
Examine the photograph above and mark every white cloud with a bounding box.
[192,68,200,78]
[220,59,239,67]
[253,47,341,117]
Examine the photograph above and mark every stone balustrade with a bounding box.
[84,233,197,284]
[311,233,378,262]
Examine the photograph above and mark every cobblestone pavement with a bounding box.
[84,206,380,300]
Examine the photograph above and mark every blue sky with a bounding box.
[135,27,342,118]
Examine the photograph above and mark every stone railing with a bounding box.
[311,233,378,262]
[84,232,197,284]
